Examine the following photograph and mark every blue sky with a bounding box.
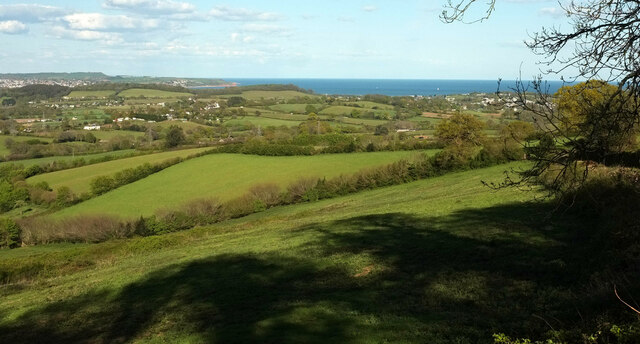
[0,0,569,79]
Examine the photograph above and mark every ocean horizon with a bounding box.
[197,78,571,96]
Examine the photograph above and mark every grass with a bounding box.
[52,151,428,218]
[0,136,53,158]
[154,121,211,131]
[223,117,304,128]
[335,117,389,126]
[27,148,210,195]
[222,91,317,101]
[0,149,136,169]
[269,104,320,114]
[345,101,394,110]
[89,130,145,141]
[117,89,193,99]
[67,90,116,98]
[0,162,607,343]
[320,106,396,118]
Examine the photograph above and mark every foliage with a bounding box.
[164,126,185,148]
[0,218,20,249]
[436,113,485,147]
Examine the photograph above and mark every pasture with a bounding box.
[27,147,210,194]
[223,117,303,128]
[66,90,116,99]
[222,90,317,101]
[269,104,322,114]
[319,105,396,118]
[0,149,136,168]
[0,162,603,343]
[52,151,430,218]
[117,89,194,99]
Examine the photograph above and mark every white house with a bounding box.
[83,125,101,130]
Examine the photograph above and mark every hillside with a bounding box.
[0,163,602,343]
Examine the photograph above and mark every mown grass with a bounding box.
[0,162,611,343]
[27,147,210,194]
[67,90,116,98]
[0,149,136,168]
[117,89,194,98]
[52,151,427,218]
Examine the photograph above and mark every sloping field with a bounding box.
[0,149,136,168]
[320,106,396,118]
[67,90,116,98]
[222,91,317,101]
[0,163,599,343]
[117,89,193,98]
[223,117,303,128]
[53,151,429,218]
[27,148,210,194]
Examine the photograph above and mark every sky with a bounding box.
[0,0,571,80]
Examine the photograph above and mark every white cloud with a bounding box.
[362,5,378,12]
[51,26,123,43]
[0,4,68,23]
[63,13,159,31]
[539,7,565,18]
[209,6,281,22]
[103,0,195,14]
[0,20,28,34]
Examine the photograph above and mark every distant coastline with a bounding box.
[221,78,571,96]
[190,82,239,89]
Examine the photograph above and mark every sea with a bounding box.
[204,78,570,96]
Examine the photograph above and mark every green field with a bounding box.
[52,151,427,218]
[154,121,210,131]
[28,148,210,194]
[1,162,602,343]
[88,130,145,141]
[224,117,304,128]
[345,101,395,110]
[269,104,323,114]
[0,136,53,158]
[117,89,194,99]
[320,106,396,119]
[67,90,116,99]
[222,91,317,101]
[0,149,136,168]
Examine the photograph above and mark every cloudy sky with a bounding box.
[0,0,569,79]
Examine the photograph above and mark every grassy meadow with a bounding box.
[117,89,194,98]
[0,149,136,168]
[67,90,116,98]
[0,163,605,343]
[27,147,210,194]
[52,151,429,218]
[222,90,317,100]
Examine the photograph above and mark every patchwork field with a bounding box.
[67,90,116,98]
[117,89,194,98]
[223,117,304,128]
[0,149,137,168]
[222,90,317,101]
[1,163,600,343]
[319,105,396,118]
[27,148,210,194]
[52,151,431,218]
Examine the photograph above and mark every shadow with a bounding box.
[0,202,626,343]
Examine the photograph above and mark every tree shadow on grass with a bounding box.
[0,201,621,343]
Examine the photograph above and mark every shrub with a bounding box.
[90,175,116,196]
[0,218,21,249]
[18,215,125,245]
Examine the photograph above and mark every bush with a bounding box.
[0,218,21,249]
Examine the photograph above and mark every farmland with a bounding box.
[0,149,136,168]
[67,90,116,99]
[52,151,430,218]
[0,163,610,343]
[222,90,318,100]
[0,136,53,158]
[27,147,210,194]
[117,89,194,98]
